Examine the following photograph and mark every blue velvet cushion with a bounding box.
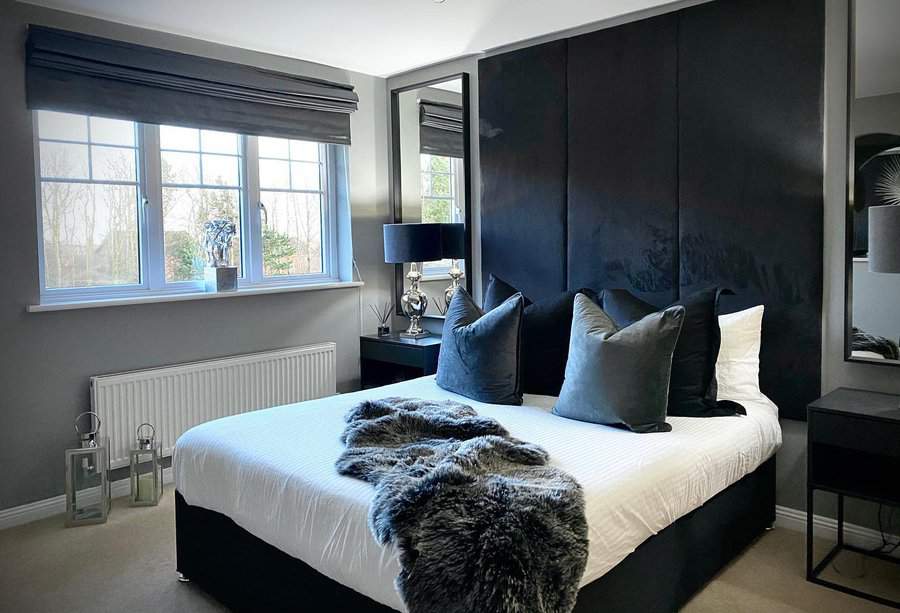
[601,288,745,418]
[436,288,525,405]
[553,294,685,433]
[483,274,601,396]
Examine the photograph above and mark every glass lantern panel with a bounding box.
[130,448,162,504]
[67,447,108,524]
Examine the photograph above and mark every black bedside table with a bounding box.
[807,387,900,609]
[359,333,441,389]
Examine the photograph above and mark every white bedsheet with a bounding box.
[174,376,781,612]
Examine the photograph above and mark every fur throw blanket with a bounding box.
[852,327,900,360]
[336,397,589,613]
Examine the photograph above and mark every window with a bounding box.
[419,154,464,277]
[34,110,345,304]
[257,137,325,277]
[37,111,141,290]
[160,126,243,283]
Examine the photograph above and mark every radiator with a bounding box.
[91,343,337,468]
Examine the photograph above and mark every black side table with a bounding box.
[807,387,900,609]
[360,333,441,389]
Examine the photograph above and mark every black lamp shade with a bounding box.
[869,205,900,273]
[383,223,443,263]
[440,223,466,259]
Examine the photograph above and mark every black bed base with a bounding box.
[176,457,775,612]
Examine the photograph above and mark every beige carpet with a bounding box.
[1,486,897,612]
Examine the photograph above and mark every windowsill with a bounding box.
[28,281,364,313]
[421,273,452,282]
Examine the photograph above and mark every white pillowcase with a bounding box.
[716,305,764,401]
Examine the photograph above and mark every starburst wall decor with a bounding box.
[875,154,900,206]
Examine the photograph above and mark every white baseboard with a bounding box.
[775,504,899,557]
[0,467,173,531]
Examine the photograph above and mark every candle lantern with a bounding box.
[65,411,110,527]
[129,423,163,506]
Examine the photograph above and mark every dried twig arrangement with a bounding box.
[370,301,393,326]
[431,297,449,316]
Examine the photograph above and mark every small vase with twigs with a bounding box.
[370,301,393,336]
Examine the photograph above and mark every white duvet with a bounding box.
[174,376,781,612]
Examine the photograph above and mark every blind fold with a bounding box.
[26,25,358,144]
[419,100,464,158]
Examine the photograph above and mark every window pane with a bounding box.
[260,191,322,276]
[162,187,241,282]
[201,154,240,187]
[430,173,452,197]
[41,182,139,288]
[89,117,135,146]
[259,159,290,189]
[289,140,319,162]
[422,198,452,223]
[290,161,320,191]
[161,151,200,185]
[426,155,450,173]
[38,111,88,142]
[91,145,136,181]
[40,142,89,179]
[160,125,199,151]
[258,136,289,159]
[201,130,238,155]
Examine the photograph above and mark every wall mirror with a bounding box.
[390,74,472,319]
[846,0,900,365]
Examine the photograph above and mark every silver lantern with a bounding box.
[129,423,164,506]
[65,411,110,527]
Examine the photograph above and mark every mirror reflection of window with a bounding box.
[420,153,464,277]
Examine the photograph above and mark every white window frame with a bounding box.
[33,112,343,306]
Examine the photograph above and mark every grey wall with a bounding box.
[779,0,900,530]
[0,2,392,511]
[854,91,900,134]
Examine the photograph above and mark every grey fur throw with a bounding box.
[336,397,589,613]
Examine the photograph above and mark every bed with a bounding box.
[174,375,781,612]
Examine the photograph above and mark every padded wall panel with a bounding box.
[567,14,679,306]
[677,0,824,420]
[479,41,568,301]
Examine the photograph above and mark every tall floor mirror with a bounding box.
[845,0,900,365]
[390,74,472,320]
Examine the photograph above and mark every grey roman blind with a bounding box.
[26,25,359,144]
[419,100,464,158]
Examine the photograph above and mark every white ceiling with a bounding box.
[855,0,900,98]
[19,0,686,77]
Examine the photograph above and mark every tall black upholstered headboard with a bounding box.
[479,0,824,421]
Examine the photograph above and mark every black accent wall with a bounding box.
[479,0,824,421]
[480,40,568,300]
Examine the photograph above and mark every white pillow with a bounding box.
[716,305,764,401]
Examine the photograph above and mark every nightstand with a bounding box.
[359,333,441,389]
[806,387,900,609]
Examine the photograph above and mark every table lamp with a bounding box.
[384,223,443,338]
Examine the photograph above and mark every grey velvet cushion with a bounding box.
[436,288,525,405]
[553,294,685,433]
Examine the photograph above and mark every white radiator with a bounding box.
[91,343,336,468]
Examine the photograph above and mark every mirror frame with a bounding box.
[843,0,900,367]
[389,73,473,316]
